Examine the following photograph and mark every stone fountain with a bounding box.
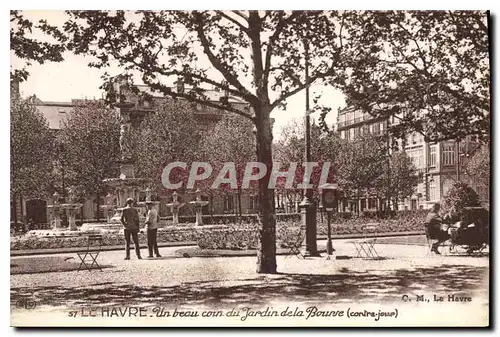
[46,192,62,230]
[137,187,161,224]
[61,187,84,231]
[32,188,83,237]
[166,191,185,225]
[100,192,116,223]
[189,189,209,226]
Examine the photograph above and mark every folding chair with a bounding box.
[361,223,380,258]
[424,226,434,255]
[77,235,104,272]
[425,224,451,255]
[350,240,366,258]
[350,223,380,259]
[286,227,305,259]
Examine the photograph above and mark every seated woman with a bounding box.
[425,203,450,254]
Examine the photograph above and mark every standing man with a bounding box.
[121,198,142,260]
[145,201,161,258]
[425,203,449,254]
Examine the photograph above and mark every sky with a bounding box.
[12,10,344,140]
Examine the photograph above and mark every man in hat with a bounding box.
[145,201,161,258]
[121,198,142,260]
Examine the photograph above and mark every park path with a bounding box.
[11,236,489,304]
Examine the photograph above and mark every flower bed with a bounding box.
[11,211,427,251]
[10,226,210,251]
[195,211,428,251]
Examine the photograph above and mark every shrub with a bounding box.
[12,210,429,251]
[443,181,481,212]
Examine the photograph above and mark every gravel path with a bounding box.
[10,238,489,326]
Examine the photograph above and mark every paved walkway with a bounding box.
[10,238,489,326]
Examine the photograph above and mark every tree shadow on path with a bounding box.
[11,264,488,309]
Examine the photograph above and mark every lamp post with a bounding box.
[320,183,339,259]
[299,32,319,257]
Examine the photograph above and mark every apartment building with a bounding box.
[337,106,486,212]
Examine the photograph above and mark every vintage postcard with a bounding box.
[10,9,490,327]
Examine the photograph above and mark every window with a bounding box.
[345,112,354,126]
[250,195,260,210]
[429,179,438,201]
[353,127,360,138]
[407,148,424,169]
[360,199,366,211]
[372,123,381,135]
[368,198,377,209]
[428,145,436,167]
[223,194,234,212]
[58,108,66,114]
[411,199,417,210]
[340,130,346,139]
[442,143,456,166]
[339,114,346,127]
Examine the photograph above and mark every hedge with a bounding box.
[11,211,427,251]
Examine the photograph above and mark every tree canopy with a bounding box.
[135,98,202,193]
[10,10,66,82]
[10,95,54,199]
[58,101,120,205]
[466,142,490,189]
[338,11,490,142]
[61,10,363,273]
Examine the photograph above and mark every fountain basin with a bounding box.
[26,229,82,238]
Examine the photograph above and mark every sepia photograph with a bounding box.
[9,8,491,327]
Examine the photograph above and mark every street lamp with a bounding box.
[320,183,339,260]
[299,32,319,257]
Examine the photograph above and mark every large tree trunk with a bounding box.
[12,193,18,225]
[237,188,242,223]
[95,192,101,222]
[255,106,277,274]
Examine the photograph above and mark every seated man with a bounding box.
[425,203,450,254]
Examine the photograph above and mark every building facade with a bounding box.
[13,88,260,226]
[337,106,487,212]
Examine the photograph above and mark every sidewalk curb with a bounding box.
[11,241,197,257]
[317,231,424,240]
[11,231,424,257]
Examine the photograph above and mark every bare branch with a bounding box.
[159,68,253,100]
[233,10,249,21]
[269,66,304,87]
[339,11,346,49]
[144,76,255,122]
[270,66,334,110]
[193,11,257,104]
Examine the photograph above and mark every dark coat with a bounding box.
[426,211,446,239]
[121,206,140,232]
